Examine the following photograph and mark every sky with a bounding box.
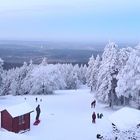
[0,0,140,42]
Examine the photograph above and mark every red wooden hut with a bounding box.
[1,103,33,133]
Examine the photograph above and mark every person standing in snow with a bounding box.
[97,113,100,118]
[36,104,41,121]
[91,100,96,108]
[99,113,103,119]
[35,97,38,102]
[92,112,96,123]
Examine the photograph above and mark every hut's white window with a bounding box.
[19,115,24,125]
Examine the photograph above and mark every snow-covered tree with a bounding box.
[21,60,35,95]
[89,55,101,91]
[9,62,29,95]
[8,67,20,95]
[118,47,133,71]
[86,55,95,90]
[116,46,140,106]
[28,64,65,94]
[79,64,87,85]
[54,64,66,89]
[96,42,119,107]
[63,64,79,89]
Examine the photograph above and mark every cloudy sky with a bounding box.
[0,0,140,42]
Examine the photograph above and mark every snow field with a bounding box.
[0,88,115,140]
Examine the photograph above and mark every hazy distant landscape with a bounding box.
[0,40,104,69]
[0,40,137,69]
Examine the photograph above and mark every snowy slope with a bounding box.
[0,88,116,140]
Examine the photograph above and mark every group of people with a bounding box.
[91,100,103,124]
[24,97,42,102]
[97,113,103,119]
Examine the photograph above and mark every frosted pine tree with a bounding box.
[118,47,133,70]
[21,60,35,95]
[9,62,29,95]
[115,47,133,105]
[64,64,79,89]
[1,69,15,95]
[89,55,101,91]
[9,67,21,95]
[116,46,140,107]
[54,64,66,89]
[18,62,29,95]
[73,64,80,87]
[86,55,95,91]
[96,42,119,107]
[28,63,66,94]
[79,64,87,85]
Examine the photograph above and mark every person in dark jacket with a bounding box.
[91,100,96,108]
[92,112,96,123]
[97,113,100,118]
[100,113,103,119]
[36,104,41,121]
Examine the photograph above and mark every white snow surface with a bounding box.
[0,87,137,140]
[109,107,140,130]
[0,131,33,140]
[0,102,34,118]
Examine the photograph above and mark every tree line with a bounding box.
[0,58,87,95]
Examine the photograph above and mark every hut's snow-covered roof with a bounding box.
[109,107,140,130]
[1,102,34,118]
